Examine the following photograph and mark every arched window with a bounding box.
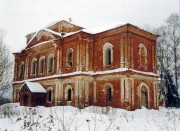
[106,87,112,101]
[105,83,114,102]
[65,85,73,103]
[39,56,45,74]
[139,44,147,68]
[47,53,54,72]
[47,89,52,102]
[19,61,25,78]
[68,89,72,101]
[31,58,37,75]
[106,48,112,65]
[66,48,73,68]
[103,43,113,67]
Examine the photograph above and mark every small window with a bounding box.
[103,43,113,67]
[19,62,25,78]
[31,58,37,75]
[68,89,72,101]
[39,56,45,74]
[106,48,112,65]
[47,54,54,72]
[47,90,52,102]
[106,87,112,101]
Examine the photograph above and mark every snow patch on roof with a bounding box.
[96,68,128,74]
[130,69,158,76]
[22,82,47,93]
[83,21,127,34]
[23,29,82,50]
[27,31,40,46]
[44,28,82,37]
[43,28,62,37]
[17,21,127,53]
[25,39,58,50]
[63,30,82,37]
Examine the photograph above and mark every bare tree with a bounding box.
[144,13,180,107]
[0,29,13,104]
[155,14,180,107]
[166,14,180,89]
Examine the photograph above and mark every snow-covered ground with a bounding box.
[0,103,180,131]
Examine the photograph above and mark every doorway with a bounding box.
[23,95,28,106]
[141,86,148,108]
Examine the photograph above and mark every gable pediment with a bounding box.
[48,20,83,33]
[26,29,60,49]
[19,82,47,94]
[19,83,31,94]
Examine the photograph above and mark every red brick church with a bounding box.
[12,20,159,110]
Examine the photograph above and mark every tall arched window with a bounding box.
[105,83,114,102]
[66,48,73,68]
[68,89,72,101]
[47,89,52,102]
[106,87,112,101]
[103,43,113,67]
[106,48,111,65]
[65,85,73,103]
[39,56,45,74]
[139,44,147,68]
[19,61,25,78]
[47,53,54,72]
[31,58,37,75]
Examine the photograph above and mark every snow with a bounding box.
[13,68,157,84]
[25,39,58,50]
[0,103,180,131]
[83,21,127,34]
[20,82,47,93]
[23,29,82,51]
[130,69,158,76]
[44,28,82,38]
[44,28,62,36]
[96,68,128,74]
[63,30,82,37]
[16,21,128,53]
[27,30,40,46]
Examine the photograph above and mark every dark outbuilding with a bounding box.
[19,82,47,106]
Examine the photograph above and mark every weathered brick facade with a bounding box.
[13,20,158,110]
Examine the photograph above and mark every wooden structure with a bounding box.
[19,82,47,106]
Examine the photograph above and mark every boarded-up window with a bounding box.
[66,49,73,68]
[139,44,147,68]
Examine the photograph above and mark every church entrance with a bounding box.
[23,95,28,106]
[141,86,148,108]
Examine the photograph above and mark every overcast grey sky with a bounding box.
[0,0,179,53]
